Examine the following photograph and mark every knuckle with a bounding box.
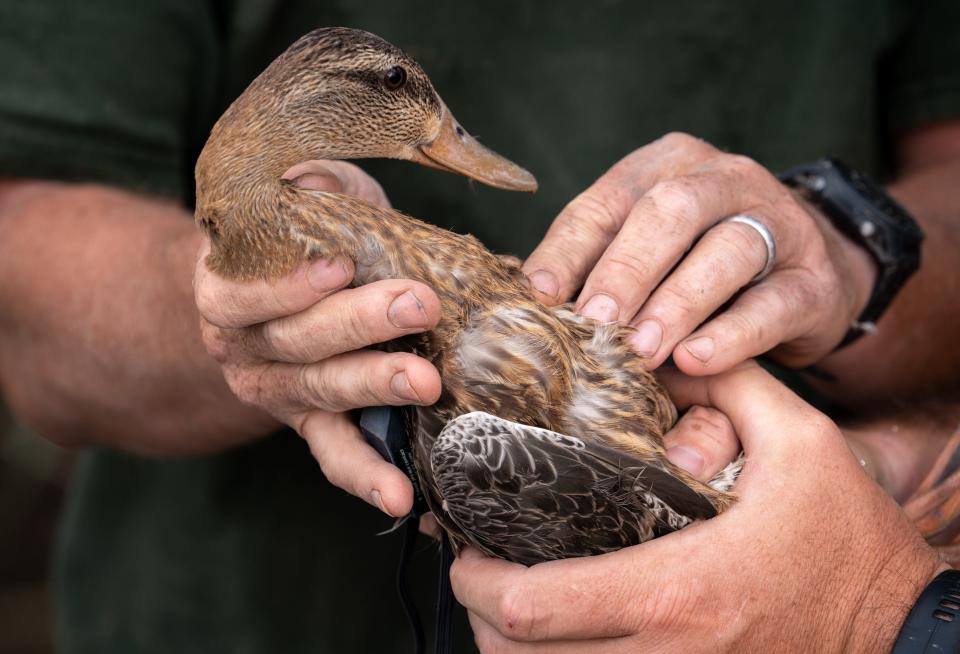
[195,279,248,329]
[261,316,306,361]
[659,131,696,149]
[494,582,541,641]
[712,223,767,273]
[192,267,217,317]
[601,250,654,288]
[223,365,263,407]
[559,191,624,240]
[791,273,825,317]
[659,131,715,157]
[724,153,763,178]
[302,363,347,409]
[725,310,766,347]
[269,280,305,318]
[808,411,840,437]
[650,282,702,325]
[200,322,232,363]
[644,179,700,230]
[684,407,735,448]
[685,405,724,429]
[336,295,377,344]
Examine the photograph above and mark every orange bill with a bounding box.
[410,104,538,193]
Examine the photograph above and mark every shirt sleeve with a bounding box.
[882,0,960,134]
[0,0,221,199]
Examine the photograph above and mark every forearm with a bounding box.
[844,399,960,502]
[0,180,277,454]
[814,158,960,405]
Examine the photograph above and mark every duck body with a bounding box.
[196,27,738,566]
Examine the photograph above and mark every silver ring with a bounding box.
[723,215,776,282]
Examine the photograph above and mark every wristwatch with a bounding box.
[777,157,924,348]
[892,569,960,653]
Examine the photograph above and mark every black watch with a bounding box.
[777,157,924,348]
[892,569,960,653]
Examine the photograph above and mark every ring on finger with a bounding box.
[723,214,776,282]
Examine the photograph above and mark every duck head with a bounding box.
[198,27,537,194]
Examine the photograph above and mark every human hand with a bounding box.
[452,363,945,653]
[522,133,876,373]
[195,161,440,517]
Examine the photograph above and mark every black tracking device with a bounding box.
[359,406,430,518]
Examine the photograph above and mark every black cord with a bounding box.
[435,532,455,654]
[398,518,426,654]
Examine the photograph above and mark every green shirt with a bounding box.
[1,1,958,652]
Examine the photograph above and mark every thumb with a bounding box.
[283,160,391,208]
[663,405,740,483]
[659,362,820,459]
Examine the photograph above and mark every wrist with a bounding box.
[801,196,878,323]
[890,566,960,653]
[843,544,946,653]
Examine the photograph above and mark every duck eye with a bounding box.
[383,66,407,91]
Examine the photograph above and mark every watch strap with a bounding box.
[778,158,923,348]
[892,569,960,653]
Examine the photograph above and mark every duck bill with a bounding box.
[411,105,538,192]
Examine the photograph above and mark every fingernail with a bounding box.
[390,371,422,403]
[370,489,388,514]
[579,294,620,323]
[628,320,663,357]
[527,270,559,300]
[307,258,351,292]
[683,336,715,363]
[291,172,338,192]
[666,445,705,477]
[388,291,428,329]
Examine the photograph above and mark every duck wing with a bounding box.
[431,411,717,566]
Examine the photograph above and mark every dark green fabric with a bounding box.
[0,0,957,652]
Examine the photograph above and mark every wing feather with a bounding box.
[431,411,718,565]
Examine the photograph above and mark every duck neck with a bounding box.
[195,107,361,279]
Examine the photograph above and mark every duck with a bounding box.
[195,27,739,566]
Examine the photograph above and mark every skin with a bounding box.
[450,363,949,654]
[0,179,273,455]
[844,400,960,504]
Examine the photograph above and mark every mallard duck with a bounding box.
[196,27,738,566]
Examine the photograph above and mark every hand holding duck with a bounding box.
[195,160,445,516]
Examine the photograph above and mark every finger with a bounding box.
[452,547,635,642]
[249,279,441,363]
[671,269,818,374]
[195,239,355,329]
[419,513,441,539]
[662,406,740,482]
[522,133,716,305]
[658,363,817,457]
[224,350,442,416]
[576,169,761,325]
[625,216,773,365]
[299,410,413,517]
[283,160,391,208]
